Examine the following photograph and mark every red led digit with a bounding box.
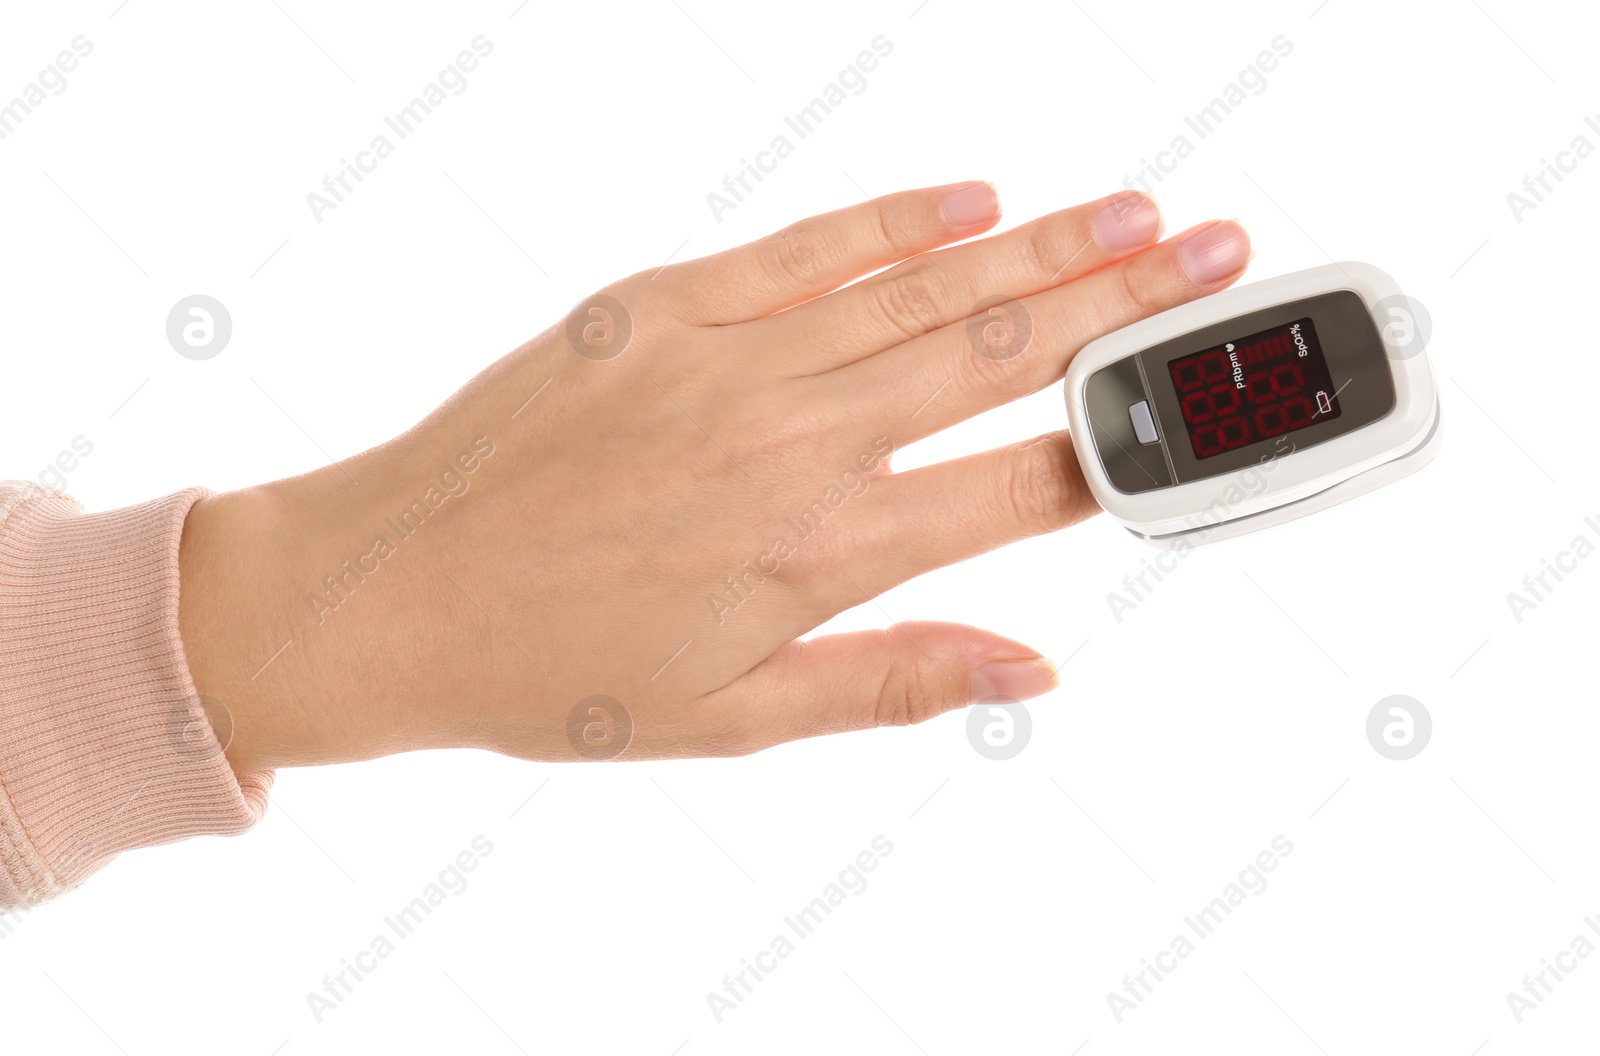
[1246,368,1279,401]
[1206,382,1240,419]
[1272,361,1304,396]
[1254,403,1290,437]
[1166,317,1342,460]
[1193,422,1227,458]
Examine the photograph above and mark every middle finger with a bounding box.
[814,219,1252,447]
[758,190,1162,375]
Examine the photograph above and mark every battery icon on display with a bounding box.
[1316,390,1333,415]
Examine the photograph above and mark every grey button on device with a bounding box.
[1128,400,1159,444]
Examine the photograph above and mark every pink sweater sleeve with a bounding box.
[0,483,272,909]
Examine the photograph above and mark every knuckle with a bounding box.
[869,268,945,340]
[954,327,1033,398]
[872,205,904,256]
[873,656,952,728]
[1024,222,1072,280]
[1115,260,1167,318]
[606,271,677,325]
[1002,435,1085,533]
[764,224,837,288]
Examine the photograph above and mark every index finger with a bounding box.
[816,220,1252,446]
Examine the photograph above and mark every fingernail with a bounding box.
[1178,220,1251,284]
[941,182,1000,228]
[970,658,1059,703]
[1094,192,1162,252]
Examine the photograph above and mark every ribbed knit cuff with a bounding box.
[0,486,273,909]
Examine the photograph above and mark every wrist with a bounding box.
[177,485,294,772]
[178,475,393,771]
[177,447,488,771]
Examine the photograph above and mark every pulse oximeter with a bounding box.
[1064,262,1439,548]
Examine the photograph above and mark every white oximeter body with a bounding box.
[1063,262,1439,548]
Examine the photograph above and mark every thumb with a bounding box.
[717,621,1059,748]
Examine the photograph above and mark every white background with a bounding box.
[1,0,1595,1052]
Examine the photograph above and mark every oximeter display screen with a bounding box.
[1167,317,1342,459]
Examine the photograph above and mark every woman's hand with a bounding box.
[176,182,1250,771]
